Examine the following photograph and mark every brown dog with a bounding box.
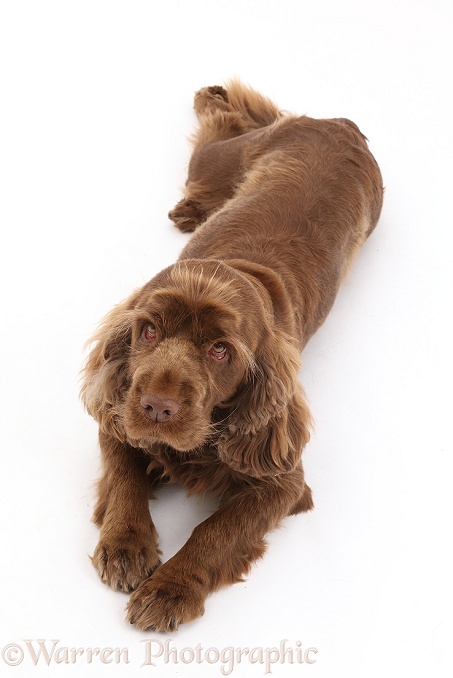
[81,81,383,631]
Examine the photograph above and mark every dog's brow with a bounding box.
[170,263,241,303]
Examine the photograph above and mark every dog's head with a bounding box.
[81,259,311,477]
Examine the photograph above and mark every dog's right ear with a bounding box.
[80,291,141,441]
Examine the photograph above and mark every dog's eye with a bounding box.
[209,342,228,360]
[143,323,157,341]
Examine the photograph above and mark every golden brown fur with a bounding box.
[81,80,383,631]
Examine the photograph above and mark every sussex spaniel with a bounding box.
[81,81,383,631]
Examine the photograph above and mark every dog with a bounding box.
[81,80,383,631]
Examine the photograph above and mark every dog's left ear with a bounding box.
[217,329,312,477]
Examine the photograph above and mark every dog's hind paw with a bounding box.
[168,198,206,233]
[194,85,230,115]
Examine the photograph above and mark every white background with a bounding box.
[1,1,452,676]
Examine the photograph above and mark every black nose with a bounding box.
[140,393,180,422]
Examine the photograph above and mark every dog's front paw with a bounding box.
[92,525,161,593]
[126,567,205,632]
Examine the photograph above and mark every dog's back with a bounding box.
[171,82,383,344]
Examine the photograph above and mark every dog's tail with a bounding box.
[224,78,283,129]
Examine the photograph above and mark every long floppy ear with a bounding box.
[217,329,312,477]
[80,291,141,441]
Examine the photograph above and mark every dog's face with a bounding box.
[82,258,311,476]
[122,260,261,451]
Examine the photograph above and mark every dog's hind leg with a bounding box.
[168,134,247,233]
[193,81,282,145]
[169,81,282,233]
